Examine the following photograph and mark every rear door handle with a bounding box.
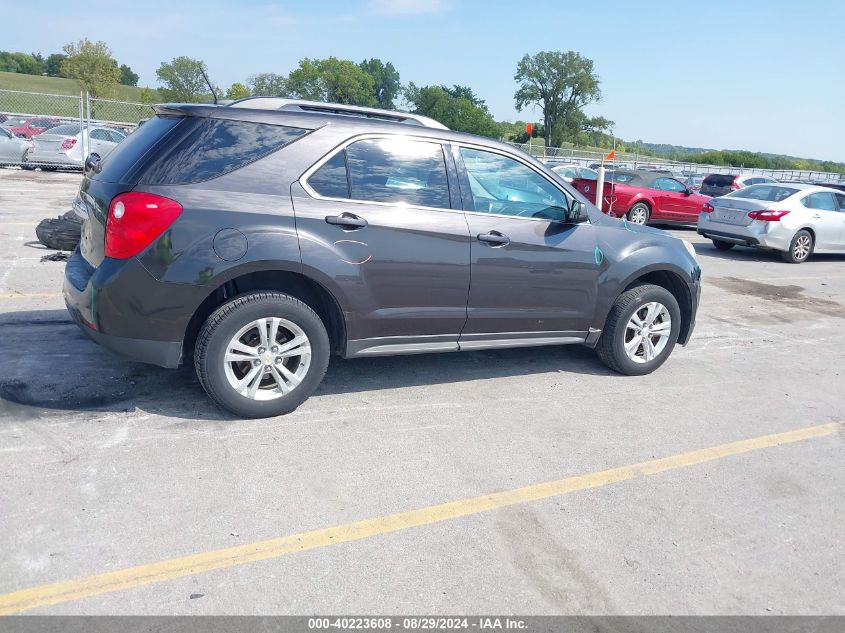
[325,212,367,229]
[477,231,510,246]
[813,214,822,219]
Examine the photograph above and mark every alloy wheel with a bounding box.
[793,235,811,261]
[223,318,312,400]
[624,302,671,364]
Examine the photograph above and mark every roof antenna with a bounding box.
[200,67,218,104]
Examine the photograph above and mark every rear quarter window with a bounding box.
[139,118,307,185]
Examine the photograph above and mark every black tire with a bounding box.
[194,292,330,418]
[596,284,681,376]
[780,230,813,264]
[20,163,35,171]
[627,203,650,225]
[35,217,82,250]
[712,239,735,251]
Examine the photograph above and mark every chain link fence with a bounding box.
[0,89,153,169]
[508,142,844,184]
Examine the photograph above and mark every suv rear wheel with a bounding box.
[596,284,681,376]
[194,292,330,418]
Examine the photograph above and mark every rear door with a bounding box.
[293,135,471,353]
[801,192,844,250]
[454,145,598,342]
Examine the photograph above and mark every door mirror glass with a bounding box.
[565,200,588,224]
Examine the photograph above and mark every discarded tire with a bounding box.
[35,214,82,251]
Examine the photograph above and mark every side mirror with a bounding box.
[683,187,693,196]
[565,200,589,224]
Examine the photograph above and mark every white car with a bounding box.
[0,126,31,166]
[697,183,845,263]
[550,163,597,183]
[25,124,126,170]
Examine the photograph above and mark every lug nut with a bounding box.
[264,365,272,372]
[257,347,266,354]
[275,357,282,364]
[271,346,278,353]
[252,360,260,367]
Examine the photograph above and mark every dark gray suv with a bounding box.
[64,98,701,418]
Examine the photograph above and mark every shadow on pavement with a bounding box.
[0,309,617,421]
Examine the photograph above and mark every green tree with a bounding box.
[0,51,45,75]
[359,58,401,109]
[138,87,158,104]
[44,53,67,77]
[61,39,121,97]
[156,56,209,102]
[226,82,250,100]
[404,83,500,137]
[248,72,287,96]
[286,57,376,106]
[119,64,139,86]
[514,50,610,147]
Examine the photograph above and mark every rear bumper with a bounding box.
[63,248,187,368]
[697,215,790,251]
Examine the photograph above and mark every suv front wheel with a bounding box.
[596,284,681,375]
[195,292,330,418]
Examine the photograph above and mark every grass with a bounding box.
[0,71,159,122]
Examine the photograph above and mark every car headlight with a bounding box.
[682,239,697,261]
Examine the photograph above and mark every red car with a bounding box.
[571,169,711,225]
[6,117,60,139]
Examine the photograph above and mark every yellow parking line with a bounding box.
[0,292,62,300]
[0,421,839,614]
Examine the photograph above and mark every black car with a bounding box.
[64,98,701,418]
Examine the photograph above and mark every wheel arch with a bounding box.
[620,268,694,344]
[183,266,347,359]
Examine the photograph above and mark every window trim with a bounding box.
[300,133,457,212]
[451,141,584,225]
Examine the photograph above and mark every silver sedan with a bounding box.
[697,183,845,263]
[0,125,32,166]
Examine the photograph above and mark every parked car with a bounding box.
[6,116,61,139]
[811,181,845,193]
[0,125,32,165]
[25,124,125,169]
[64,99,701,418]
[683,175,706,192]
[697,183,845,263]
[550,163,597,182]
[699,173,777,197]
[571,169,712,225]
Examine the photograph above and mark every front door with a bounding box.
[292,136,471,355]
[454,145,599,347]
[652,177,699,221]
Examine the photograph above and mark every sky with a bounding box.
[5,0,844,161]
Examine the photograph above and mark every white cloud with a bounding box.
[368,0,448,16]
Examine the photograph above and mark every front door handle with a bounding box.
[325,212,367,229]
[477,231,510,246]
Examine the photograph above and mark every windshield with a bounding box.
[726,184,798,202]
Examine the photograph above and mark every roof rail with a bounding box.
[226,97,448,130]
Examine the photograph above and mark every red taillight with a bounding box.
[703,203,715,213]
[61,138,77,150]
[748,209,790,222]
[105,192,182,259]
[730,177,741,191]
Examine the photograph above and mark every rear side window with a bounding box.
[95,115,180,184]
[307,138,451,209]
[139,118,307,185]
[801,192,837,211]
[309,151,349,199]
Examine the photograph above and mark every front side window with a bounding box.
[345,138,450,209]
[459,147,570,219]
[802,192,837,211]
[652,178,687,192]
